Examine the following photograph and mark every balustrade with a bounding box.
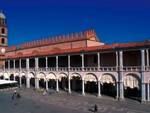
[2,66,150,73]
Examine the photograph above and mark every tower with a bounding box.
[0,11,7,68]
[0,10,7,47]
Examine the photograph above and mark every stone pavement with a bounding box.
[0,87,150,113]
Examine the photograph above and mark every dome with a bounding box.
[0,11,6,19]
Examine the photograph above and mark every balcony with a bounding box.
[3,66,150,73]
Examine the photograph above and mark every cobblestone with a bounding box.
[0,87,150,113]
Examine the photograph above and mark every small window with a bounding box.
[1,28,5,34]
[1,38,5,44]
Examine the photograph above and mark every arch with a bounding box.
[4,72,9,79]
[70,73,82,80]
[58,73,68,81]
[20,72,26,77]
[0,72,3,76]
[124,73,140,89]
[28,72,35,78]
[100,73,116,84]
[37,72,46,80]
[14,73,19,77]
[1,28,5,34]
[84,73,98,82]
[47,72,56,80]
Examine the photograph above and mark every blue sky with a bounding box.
[0,0,150,46]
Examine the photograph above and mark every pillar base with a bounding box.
[82,93,85,96]
[118,97,124,101]
[141,99,146,104]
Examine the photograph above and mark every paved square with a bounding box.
[0,88,150,113]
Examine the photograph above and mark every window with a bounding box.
[1,38,5,44]
[1,28,5,34]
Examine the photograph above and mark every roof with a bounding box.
[4,40,150,59]
[6,29,98,52]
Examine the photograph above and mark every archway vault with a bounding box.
[124,73,140,89]
[84,73,98,82]
[47,72,56,80]
[100,73,116,85]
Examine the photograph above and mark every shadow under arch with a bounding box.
[100,73,116,98]
[70,73,82,93]
[37,72,47,89]
[84,73,98,95]
[58,73,68,91]
[47,72,57,90]
[124,73,141,101]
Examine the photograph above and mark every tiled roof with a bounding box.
[5,40,150,59]
[6,29,97,52]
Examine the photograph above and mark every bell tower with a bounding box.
[0,10,7,47]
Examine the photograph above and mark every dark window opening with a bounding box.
[1,38,5,44]
[1,28,5,34]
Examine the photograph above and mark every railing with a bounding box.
[123,66,141,71]
[3,66,150,72]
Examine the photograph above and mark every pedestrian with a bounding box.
[94,104,98,113]
[11,93,14,100]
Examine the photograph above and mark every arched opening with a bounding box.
[47,73,56,90]
[4,73,9,80]
[21,76,26,86]
[1,28,5,34]
[58,73,68,91]
[84,73,98,95]
[29,72,35,87]
[101,74,116,97]
[39,79,46,89]
[70,73,82,93]
[10,74,14,81]
[1,38,5,44]
[38,73,46,89]
[124,74,141,100]
[0,75,4,79]
[15,76,20,84]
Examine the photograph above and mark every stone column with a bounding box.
[97,53,100,68]
[19,59,21,70]
[56,78,59,92]
[116,82,119,99]
[45,57,48,71]
[56,56,58,71]
[68,75,71,93]
[147,83,150,101]
[46,80,49,91]
[26,58,29,70]
[35,58,39,70]
[35,78,39,89]
[13,60,16,81]
[119,51,124,100]
[81,54,84,70]
[26,77,30,88]
[19,76,22,87]
[146,49,149,66]
[141,49,146,102]
[68,55,70,70]
[8,60,10,70]
[116,51,118,68]
[82,80,85,95]
[98,81,101,97]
